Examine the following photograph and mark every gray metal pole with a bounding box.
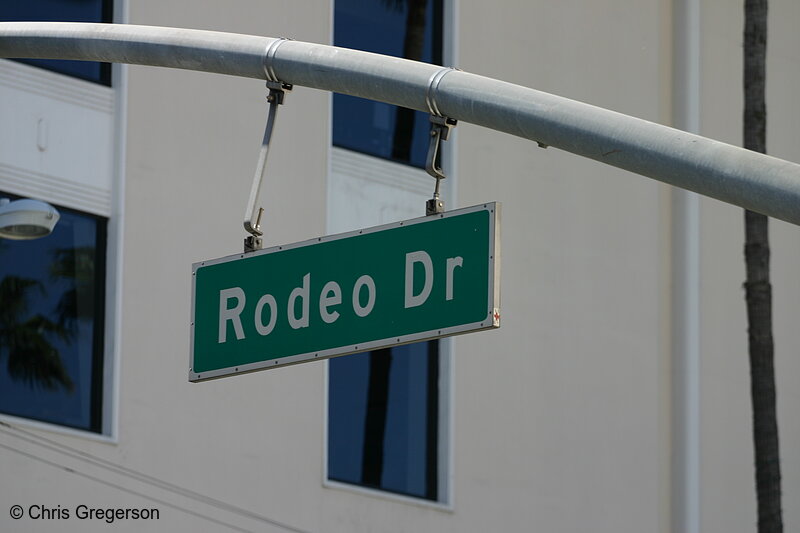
[3,22,800,225]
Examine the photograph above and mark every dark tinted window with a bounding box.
[1,0,113,85]
[328,342,439,500]
[333,0,443,167]
[0,193,106,432]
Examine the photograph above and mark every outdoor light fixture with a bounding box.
[0,198,60,240]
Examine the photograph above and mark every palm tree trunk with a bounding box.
[390,0,428,162]
[361,348,393,487]
[743,1,782,531]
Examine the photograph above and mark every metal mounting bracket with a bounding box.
[425,115,457,216]
[243,79,292,252]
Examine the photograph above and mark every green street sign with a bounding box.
[190,202,500,382]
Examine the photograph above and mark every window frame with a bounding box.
[324,0,457,507]
[0,0,126,440]
[327,341,441,501]
[0,192,108,433]
[323,339,453,509]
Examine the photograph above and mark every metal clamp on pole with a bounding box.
[425,115,457,216]
[243,38,293,252]
[425,67,458,216]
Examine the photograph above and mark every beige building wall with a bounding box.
[455,1,666,531]
[1,1,798,532]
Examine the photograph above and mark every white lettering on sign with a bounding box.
[254,293,277,335]
[319,281,342,324]
[404,251,464,308]
[288,273,311,330]
[404,251,433,308]
[352,275,376,317]
[219,287,246,343]
[446,256,463,301]
[217,252,466,343]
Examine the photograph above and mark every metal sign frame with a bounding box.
[189,202,500,381]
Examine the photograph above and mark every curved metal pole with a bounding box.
[3,22,800,225]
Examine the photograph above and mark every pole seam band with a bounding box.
[425,67,458,117]
[263,37,291,82]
